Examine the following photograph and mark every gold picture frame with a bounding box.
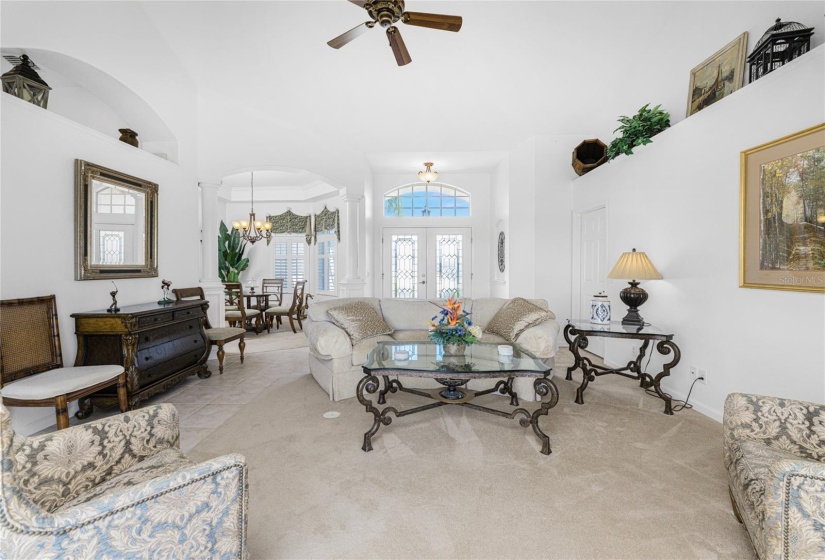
[687,32,748,117]
[740,123,825,293]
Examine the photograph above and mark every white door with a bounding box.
[579,207,608,357]
[382,228,471,299]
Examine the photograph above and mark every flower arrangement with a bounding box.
[428,295,482,345]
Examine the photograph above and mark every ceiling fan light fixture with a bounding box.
[418,162,438,183]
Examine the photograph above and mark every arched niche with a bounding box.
[1,48,178,162]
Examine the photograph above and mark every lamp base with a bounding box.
[619,281,648,326]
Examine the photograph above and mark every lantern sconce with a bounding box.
[2,54,51,109]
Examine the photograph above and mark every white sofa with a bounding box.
[304,297,560,401]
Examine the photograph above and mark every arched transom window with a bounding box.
[384,183,470,217]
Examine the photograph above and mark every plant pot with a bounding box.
[572,139,607,176]
[443,342,466,356]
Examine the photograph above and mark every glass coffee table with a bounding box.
[358,341,558,455]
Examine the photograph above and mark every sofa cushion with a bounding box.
[328,301,393,344]
[308,297,383,323]
[390,330,431,342]
[380,299,452,331]
[485,298,554,342]
[352,335,395,365]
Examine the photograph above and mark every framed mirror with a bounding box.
[74,159,158,280]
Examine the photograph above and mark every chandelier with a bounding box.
[232,171,271,244]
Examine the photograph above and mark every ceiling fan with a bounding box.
[327,0,462,66]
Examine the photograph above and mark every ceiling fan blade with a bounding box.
[327,21,374,49]
[402,12,462,32]
[347,0,367,7]
[387,26,411,66]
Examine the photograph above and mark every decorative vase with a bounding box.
[443,341,466,356]
[590,292,611,324]
[118,128,139,147]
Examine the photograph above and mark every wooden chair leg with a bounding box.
[216,342,225,374]
[296,313,304,330]
[239,337,246,364]
[116,372,129,412]
[729,487,743,524]
[75,397,94,420]
[55,395,70,430]
[288,315,297,333]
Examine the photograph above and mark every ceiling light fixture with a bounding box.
[232,172,271,244]
[418,162,439,184]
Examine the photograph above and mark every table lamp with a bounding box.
[607,248,662,326]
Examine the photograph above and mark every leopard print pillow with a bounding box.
[327,301,393,344]
[484,298,553,343]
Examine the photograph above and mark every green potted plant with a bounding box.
[606,103,671,160]
[218,221,249,282]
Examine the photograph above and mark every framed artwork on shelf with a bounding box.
[687,32,748,117]
[740,123,825,293]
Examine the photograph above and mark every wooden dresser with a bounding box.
[72,300,210,408]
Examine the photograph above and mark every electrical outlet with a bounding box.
[698,368,708,385]
[689,365,698,381]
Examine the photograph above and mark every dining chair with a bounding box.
[174,287,245,375]
[265,280,307,333]
[0,295,127,430]
[261,278,285,307]
[223,283,264,334]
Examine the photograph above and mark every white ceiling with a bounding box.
[48,2,825,191]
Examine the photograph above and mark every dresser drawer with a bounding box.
[174,307,204,322]
[138,320,200,349]
[138,312,174,328]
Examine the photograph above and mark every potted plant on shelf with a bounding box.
[218,221,249,282]
[606,103,671,160]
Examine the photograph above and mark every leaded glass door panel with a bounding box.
[382,228,471,299]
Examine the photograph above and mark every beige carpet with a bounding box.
[189,347,754,560]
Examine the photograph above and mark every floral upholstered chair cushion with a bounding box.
[723,393,825,560]
[0,402,248,560]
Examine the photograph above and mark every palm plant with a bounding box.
[218,221,249,282]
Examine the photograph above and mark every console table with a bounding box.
[72,300,210,409]
[563,320,681,415]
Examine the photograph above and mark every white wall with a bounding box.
[1,2,198,434]
[572,47,825,420]
[1,98,199,434]
[370,173,492,298]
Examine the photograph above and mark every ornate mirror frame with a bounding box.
[74,159,158,280]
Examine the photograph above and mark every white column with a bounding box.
[198,182,225,327]
[338,191,366,297]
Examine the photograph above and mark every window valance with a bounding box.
[314,207,340,244]
[266,210,312,245]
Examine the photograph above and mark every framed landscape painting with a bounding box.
[687,33,748,117]
[740,123,825,293]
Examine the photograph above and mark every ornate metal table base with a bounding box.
[563,322,681,415]
[357,374,560,455]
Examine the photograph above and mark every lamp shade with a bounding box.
[607,248,662,280]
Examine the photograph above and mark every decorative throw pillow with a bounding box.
[484,298,554,342]
[327,301,393,344]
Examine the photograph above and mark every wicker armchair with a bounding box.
[0,295,127,429]
[0,402,248,559]
[724,393,825,559]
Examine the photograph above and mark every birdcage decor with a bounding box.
[747,18,814,83]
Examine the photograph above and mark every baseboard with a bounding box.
[603,358,722,423]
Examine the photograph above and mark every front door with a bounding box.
[382,228,471,299]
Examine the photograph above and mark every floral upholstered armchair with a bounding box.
[724,393,825,560]
[0,403,248,559]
